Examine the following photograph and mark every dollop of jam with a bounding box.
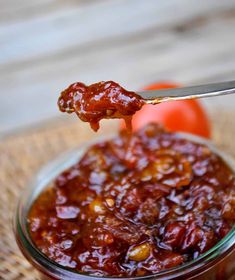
[28,124,235,277]
[58,81,145,131]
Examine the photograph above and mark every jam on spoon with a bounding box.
[58,81,145,131]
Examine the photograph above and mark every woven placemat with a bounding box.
[0,111,234,280]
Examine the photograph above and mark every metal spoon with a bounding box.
[138,80,235,104]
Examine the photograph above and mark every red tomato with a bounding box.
[121,82,211,138]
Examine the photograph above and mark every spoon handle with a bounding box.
[139,80,235,104]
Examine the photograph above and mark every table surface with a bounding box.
[1,0,235,136]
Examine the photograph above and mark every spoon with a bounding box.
[138,80,235,104]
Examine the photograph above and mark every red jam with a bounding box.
[28,124,235,277]
[58,81,145,131]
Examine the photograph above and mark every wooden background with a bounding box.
[1,0,235,136]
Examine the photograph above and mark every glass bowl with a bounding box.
[14,133,235,280]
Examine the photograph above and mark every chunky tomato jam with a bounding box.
[58,81,145,131]
[28,124,235,277]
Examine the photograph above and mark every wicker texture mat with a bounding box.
[0,112,234,280]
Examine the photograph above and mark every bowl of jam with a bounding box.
[14,123,235,280]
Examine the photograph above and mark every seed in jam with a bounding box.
[28,123,235,277]
[58,81,145,131]
[128,242,151,261]
[89,198,106,214]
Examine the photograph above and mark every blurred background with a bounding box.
[1,0,235,136]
